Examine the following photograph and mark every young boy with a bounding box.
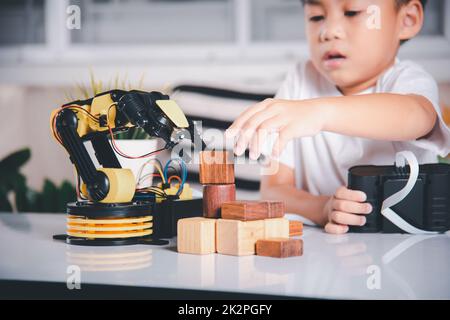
[225,0,450,234]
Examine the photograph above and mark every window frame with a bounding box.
[1,0,449,84]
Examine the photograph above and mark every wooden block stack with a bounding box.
[176,150,304,258]
[217,200,297,256]
[200,150,236,219]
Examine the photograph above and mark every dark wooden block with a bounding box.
[203,184,236,218]
[199,150,235,185]
[221,200,285,221]
[289,220,303,237]
[256,238,303,258]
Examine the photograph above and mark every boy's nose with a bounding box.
[319,22,346,42]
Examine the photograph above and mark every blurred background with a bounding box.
[0,0,449,213]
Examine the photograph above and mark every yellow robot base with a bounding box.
[53,201,169,246]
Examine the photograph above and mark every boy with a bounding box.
[225,0,450,234]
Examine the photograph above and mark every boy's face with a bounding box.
[304,0,407,94]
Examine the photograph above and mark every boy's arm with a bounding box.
[260,161,329,226]
[226,93,437,159]
[321,93,437,143]
[261,161,371,231]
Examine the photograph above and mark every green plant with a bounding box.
[0,148,76,213]
[0,148,30,211]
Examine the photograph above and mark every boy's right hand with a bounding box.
[323,186,372,234]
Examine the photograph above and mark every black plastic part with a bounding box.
[348,163,450,233]
[161,183,171,190]
[55,108,112,202]
[67,201,152,218]
[55,109,99,189]
[86,171,110,202]
[151,198,203,239]
[117,90,175,145]
[53,234,169,246]
[90,133,121,168]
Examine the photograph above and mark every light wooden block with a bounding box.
[216,219,265,256]
[177,217,216,255]
[221,200,285,221]
[289,220,303,237]
[264,218,289,238]
[199,150,235,184]
[256,238,303,258]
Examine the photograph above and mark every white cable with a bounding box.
[380,151,438,235]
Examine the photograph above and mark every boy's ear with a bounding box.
[398,0,425,42]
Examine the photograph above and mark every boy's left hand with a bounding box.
[324,186,373,234]
[225,98,327,159]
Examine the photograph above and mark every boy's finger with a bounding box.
[234,109,281,156]
[225,99,272,137]
[249,126,269,160]
[332,199,372,214]
[330,211,367,226]
[335,186,367,202]
[270,121,294,157]
[325,222,349,234]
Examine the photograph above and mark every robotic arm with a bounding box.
[51,89,204,204]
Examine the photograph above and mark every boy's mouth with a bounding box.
[322,50,347,69]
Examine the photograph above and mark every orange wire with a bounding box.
[168,175,182,184]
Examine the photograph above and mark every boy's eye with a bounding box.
[344,10,361,17]
[309,15,324,22]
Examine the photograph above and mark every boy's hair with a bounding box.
[301,0,428,10]
[395,0,427,10]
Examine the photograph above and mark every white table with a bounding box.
[0,213,449,299]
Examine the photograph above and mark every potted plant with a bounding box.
[0,148,76,213]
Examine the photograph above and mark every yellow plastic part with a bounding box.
[67,229,152,239]
[66,214,153,239]
[67,215,153,224]
[155,100,189,128]
[91,93,116,132]
[67,222,153,232]
[50,109,61,142]
[98,168,135,203]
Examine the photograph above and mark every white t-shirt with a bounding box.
[266,59,450,196]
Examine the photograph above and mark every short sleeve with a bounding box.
[384,61,450,158]
[260,133,295,169]
[273,64,299,100]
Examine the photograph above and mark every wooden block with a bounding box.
[177,217,216,255]
[221,201,285,221]
[203,184,236,218]
[256,238,303,258]
[216,219,265,256]
[199,150,235,184]
[289,220,303,237]
[264,218,289,238]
